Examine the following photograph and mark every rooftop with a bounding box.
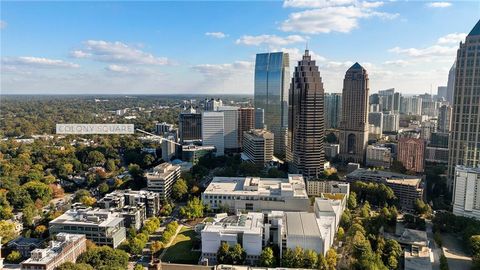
[21,233,85,266]
[202,212,263,235]
[468,19,480,37]
[50,207,124,227]
[347,168,420,181]
[146,163,180,179]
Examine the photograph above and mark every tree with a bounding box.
[337,227,345,241]
[303,249,318,269]
[317,253,328,270]
[88,150,105,166]
[217,242,231,264]
[56,262,94,270]
[179,197,204,219]
[22,181,52,204]
[231,243,246,265]
[77,246,129,269]
[34,225,47,237]
[259,247,275,267]
[172,179,188,201]
[348,192,357,209]
[325,249,337,270]
[106,159,117,172]
[440,254,449,270]
[22,203,37,226]
[98,183,109,194]
[361,201,371,218]
[80,195,96,207]
[134,264,144,270]
[150,241,163,262]
[282,248,295,267]
[129,237,147,255]
[6,251,22,263]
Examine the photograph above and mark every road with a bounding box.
[442,233,472,270]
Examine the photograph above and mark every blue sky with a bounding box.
[1,0,479,95]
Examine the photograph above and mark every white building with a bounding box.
[366,145,392,168]
[20,234,87,270]
[383,112,400,133]
[205,98,223,111]
[218,106,240,151]
[242,129,274,167]
[202,175,310,212]
[146,163,181,199]
[202,111,225,156]
[453,166,480,220]
[400,96,422,116]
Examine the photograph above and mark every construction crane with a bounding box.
[135,128,181,146]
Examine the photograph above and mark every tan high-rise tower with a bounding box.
[287,49,325,179]
[339,63,369,163]
[448,19,480,190]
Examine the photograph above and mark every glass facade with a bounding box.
[254,52,289,158]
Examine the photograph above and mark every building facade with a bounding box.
[202,111,225,156]
[446,62,456,104]
[339,63,369,164]
[238,107,255,149]
[254,52,290,158]
[242,129,274,167]
[382,112,400,132]
[287,50,325,179]
[437,104,452,133]
[453,166,480,220]
[146,163,182,199]
[324,93,342,129]
[218,106,240,152]
[398,137,426,173]
[366,145,392,168]
[179,108,202,143]
[204,98,223,111]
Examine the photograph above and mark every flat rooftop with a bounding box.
[50,208,123,228]
[21,233,84,265]
[347,168,421,181]
[203,212,263,235]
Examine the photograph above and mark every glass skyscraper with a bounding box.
[254,52,290,158]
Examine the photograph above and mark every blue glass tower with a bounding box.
[254,52,290,158]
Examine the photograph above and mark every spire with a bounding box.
[468,19,480,37]
[349,62,363,70]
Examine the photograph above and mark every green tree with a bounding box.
[129,237,147,255]
[337,227,345,241]
[317,253,328,270]
[77,246,129,269]
[22,203,37,226]
[106,159,117,172]
[348,191,357,209]
[325,249,337,270]
[217,242,231,264]
[6,251,22,263]
[440,254,449,270]
[282,248,295,268]
[172,179,188,201]
[98,183,109,194]
[361,201,371,218]
[231,243,246,265]
[56,262,94,270]
[134,264,144,270]
[259,247,275,267]
[179,197,204,219]
[22,181,52,204]
[303,249,318,269]
[88,150,105,166]
[0,220,18,244]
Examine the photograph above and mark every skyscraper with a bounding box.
[254,108,265,129]
[218,106,239,152]
[339,63,369,163]
[287,49,325,179]
[254,52,290,158]
[324,93,342,129]
[179,106,202,143]
[204,98,223,111]
[238,107,255,149]
[438,104,452,133]
[446,62,456,104]
[448,20,480,190]
[437,86,447,100]
[202,111,224,156]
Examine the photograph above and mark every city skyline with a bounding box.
[1,1,479,95]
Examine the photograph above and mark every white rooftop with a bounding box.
[50,208,123,228]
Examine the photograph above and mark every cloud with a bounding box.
[191,60,254,92]
[2,56,79,68]
[236,35,307,46]
[71,40,170,65]
[0,20,6,29]
[205,32,228,39]
[383,59,409,66]
[280,1,398,34]
[105,64,130,73]
[437,32,466,44]
[426,2,452,8]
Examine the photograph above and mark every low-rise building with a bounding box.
[7,237,45,258]
[146,163,181,200]
[20,233,86,270]
[306,180,350,197]
[202,175,310,212]
[242,129,274,167]
[49,207,126,248]
[366,145,392,168]
[346,169,423,211]
[181,145,215,165]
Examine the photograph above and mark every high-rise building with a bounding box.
[287,50,325,179]
[437,86,447,100]
[446,62,456,104]
[238,107,255,149]
[400,96,422,115]
[146,163,182,199]
[378,89,400,113]
[242,129,274,167]
[420,120,437,142]
[254,108,265,129]
[202,111,225,156]
[448,20,480,190]
[383,112,400,132]
[218,106,239,152]
[324,93,342,129]
[155,122,174,135]
[339,63,369,163]
[453,166,480,220]
[438,104,452,133]
[204,98,223,111]
[254,52,290,158]
[179,107,202,143]
[368,112,383,135]
[398,137,426,173]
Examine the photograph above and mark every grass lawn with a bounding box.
[162,227,201,264]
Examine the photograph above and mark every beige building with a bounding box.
[242,129,274,167]
[306,180,350,197]
[238,107,255,149]
[146,163,181,199]
[287,50,325,179]
[21,234,86,270]
[448,20,480,190]
[339,63,369,164]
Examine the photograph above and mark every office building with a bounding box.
[155,122,174,135]
[49,208,126,248]
[383,112,400,132]
[366,145,392,168]
[437,86,447,100]
[97,189,161,218]
[181,145,215,164]
[420,121,437,142]
[146,163,182,199]
[205,98,223,111]
[430,132,449,148]
[324,93,342,129]
[254,108,265,129]
[421,95,439,118]
[179,108,202,143]
[453,166,480,220]
[287,50,325,179]
[324,143,340,159]
[218,106,240,152]
[368,111,383,138]
[446,62,456,104]
[254,52,290,158]
[398,137,425,173]
[161,137,176,162]
[425,147,449,164]
[346,169,423,211]
[202,175,310,212]
[242,129,274,167]
[400,96,423,116]
[339,63,369,163]
[202,111,225,156]
[437,104,452,133]
[238,107,255,148]
[20,234,86,270]
[379,89,401,113]
[448,21,480,190]
[306,180,350,197]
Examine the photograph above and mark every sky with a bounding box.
[1,0,479,95]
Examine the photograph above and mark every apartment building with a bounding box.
[146,163,181,200]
